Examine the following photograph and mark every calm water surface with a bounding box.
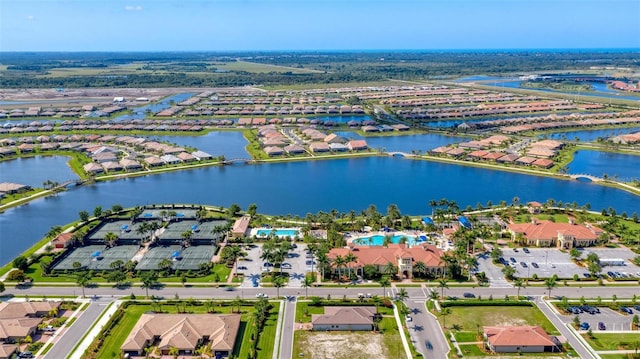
[148,132,249,159]
[567,150,640,181]
[0,156,77,187]
[545,127,640,142]
[1,156,638,265]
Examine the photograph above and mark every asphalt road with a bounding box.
[405,296,449,359]
[8,284,640,300]
[43,298,112,359]
[279,296,297,359]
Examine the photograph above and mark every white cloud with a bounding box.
[25,15,35,21]
[124,5,143,11]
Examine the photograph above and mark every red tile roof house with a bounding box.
[232,215,251,238]
[311,307,377,331]
[483,326,560,353]
[328,243,444,279]
[347,140,368,151]
[507,219,604,249]
[52,232,74,249]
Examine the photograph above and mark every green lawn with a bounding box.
[379,317,408,358]
[93,301,277,359]
[458,344,485,356]
[582,332,640,351]
[454,331,480,342]
[439,305,560,335]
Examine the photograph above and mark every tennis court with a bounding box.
[135,245,215,271]
[158,220,227,242]
[140,208,197,220]
[87,220,146,241]
[53,245,138,271]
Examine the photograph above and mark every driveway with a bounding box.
[279,296,297,359]
[476,253,511,288]
[404,297,449,358]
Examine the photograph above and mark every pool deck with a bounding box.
[346,230,428,247]
[249,227,302,239]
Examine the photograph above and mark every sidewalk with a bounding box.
[67,299,122,359]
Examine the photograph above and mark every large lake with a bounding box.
[1,154,639,265]
[568,150,640,182]
[0,156,77,187]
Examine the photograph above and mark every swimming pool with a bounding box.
[255,228,300,238]
[352,234,426,247]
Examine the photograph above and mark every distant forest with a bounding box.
[0,51,638,88]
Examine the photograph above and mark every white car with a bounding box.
[256,293,268,298]
[405,315,412,322]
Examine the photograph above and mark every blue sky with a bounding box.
[1,0,638,51]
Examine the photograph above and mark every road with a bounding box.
[534,297,596,359]
[405,296,449,359]
[8,284,640,300]
[279,296,297,359]
[43,298,112,359]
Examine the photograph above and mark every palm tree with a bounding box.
[104,232,118,248]
[345,251,357,279]
[545,277,558,298]
[440,307,451,329]
[181,230,193,246]
[413,261,427,278]
[514,278,524,299]
[158,258,173,274]
[382,235,392,248]
[438,278,449,299]
[379,276,390,298]
[302,276,314,299]
[76,272,90,298]
[333,255,345,282]
[140,271,158,298]
[384,262,397,278]
[397,288,409,301]
[273,275,285,298]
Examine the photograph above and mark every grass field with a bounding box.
[293,317,407,359]
[440,305,560,336]
[582,332,640,351]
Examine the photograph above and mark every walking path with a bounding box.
[272,300,285,359]
[393,303,413,359]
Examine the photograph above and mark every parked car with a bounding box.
[463,292,475,298]
[256,293,268,298]
[531,262,539,268]
[520,262,528,268]
[598,322,606,330]
[523,247,530,253]
[405,315,412,322]
[237,265,248,270]
[621,306,633,314]
[513,248,519,252]
[263,262,273,267]
[305,260,316,266]
[18,352,33,358]
[580,322,590,330]
[43,325,55,332]
[281,263,292,269]
[510,257,516,263]
[634,305,640,311]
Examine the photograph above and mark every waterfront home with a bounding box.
[484,326,559,353]
[160,154,180,164]
[327,243,444,279]
[119,159,142,170]
[284,144,305,154]
[532,158,554,169]
[347,140,368,151]
[328,143,349,152]
[232,215,251,238]
[177,152,196,162]
[264,146,284,156]
[0,182,31,194]
[309,142,330,153]
[83,163,104,174]
[311,307,376,331]
[102,161,123,172]
[324,133,347,144]
[507,219,604,249]
[121,314,240,357]
[144,156,164,167]
[526,147,556,158]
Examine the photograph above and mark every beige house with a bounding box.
[312,307,376,331]
[232,215,251,238]
[121,314,241,356]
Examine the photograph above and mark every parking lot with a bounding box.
[502,248,587,279]
[558,305,638,331]
[236,242,313,289]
